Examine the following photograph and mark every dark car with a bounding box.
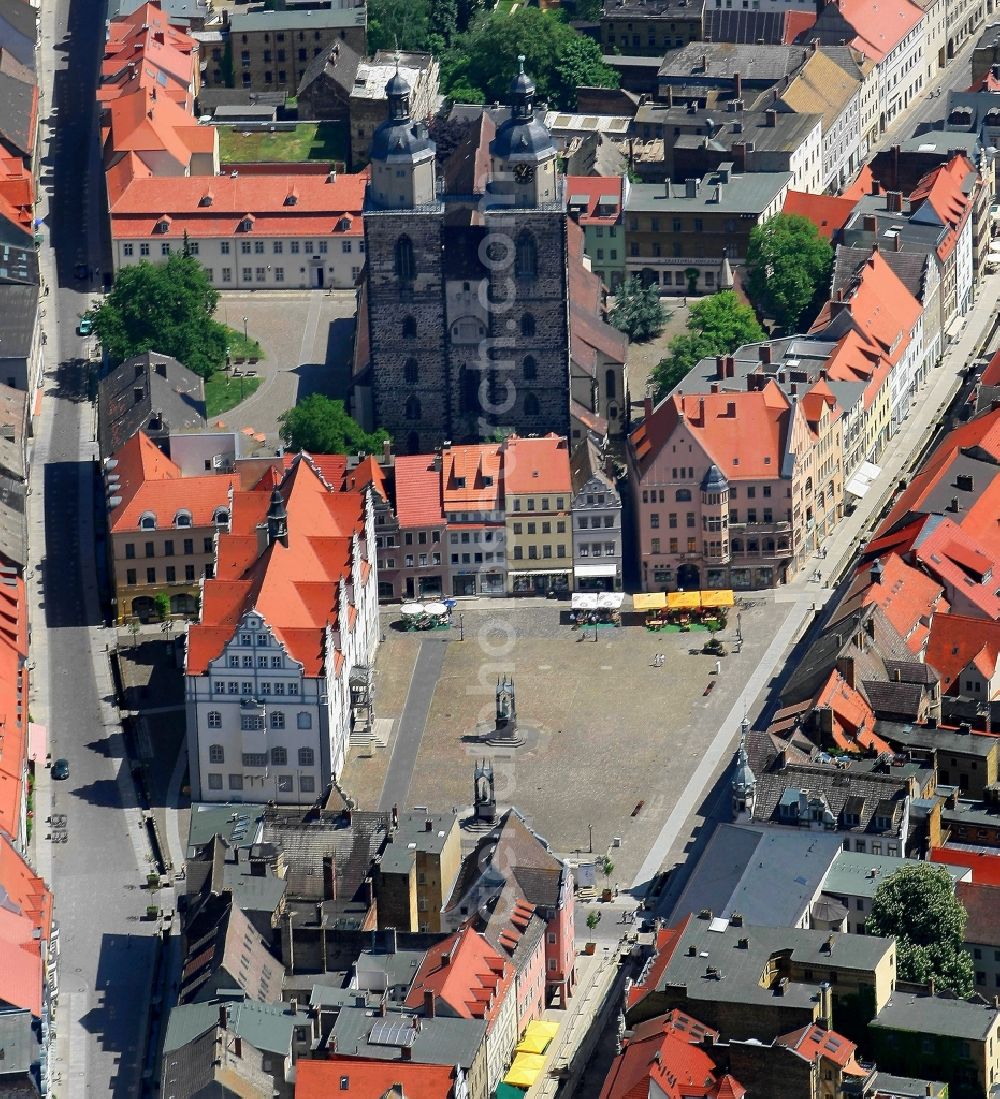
[51,758,69,780]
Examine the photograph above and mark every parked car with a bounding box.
[51,758,69,780]
[77,316,94,336]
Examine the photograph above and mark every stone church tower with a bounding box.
[363,59,571,453]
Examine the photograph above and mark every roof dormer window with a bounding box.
[175,509,192,527]
[200,191,213,207]
[155,215,171,233]
[139,512,156,530]
[239,214,255,232]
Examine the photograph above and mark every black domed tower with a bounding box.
[488,55,559,207]
[368,68,437,210]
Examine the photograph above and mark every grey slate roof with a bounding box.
[670,823,843,926]
[0,69,33,158]
[187,802,266,853]
[98,351,207,458]
[650,913,893,1008]
[834,245,932,305]
[659,42,810,83]
[872,1073,948,1098]
[230,5,367,31]
[0,0,36,71]
[0,282,37,362]
[0,384,27,481]
[296,38,361,100]
[330,1004,486,1068]
[876,720,999,758]
[160,1023,274,1098]
[626,167,791,214]
[872,991,1000,1042]
[0,1009,36,1076]
[378,812,456,875]
[703,8,787,44]
[164,996,307,1055]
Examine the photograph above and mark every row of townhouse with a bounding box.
[366,435,624,600]
[99,2,369,291]
[627,245,931,592]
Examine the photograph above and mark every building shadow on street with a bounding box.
[78,932,159,1099]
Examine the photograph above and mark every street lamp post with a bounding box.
[242,315,249,342]
[736,612,743,643]
[458,612,465,641]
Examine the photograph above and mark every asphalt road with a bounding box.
[34,0,159,1091]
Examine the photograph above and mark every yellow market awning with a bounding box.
[504,1052,546,1088]
[633,592,666,611]
[517,1020,560,1055]
[667,591,701,611]
[699,589,734,609]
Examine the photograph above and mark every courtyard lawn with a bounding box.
[217,122,347,166]
[205,371,263,418]
[223,327,265,361]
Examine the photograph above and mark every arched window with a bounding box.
[402,315,416,338]
[521,313,536,338]
[270,745,287,765]
[404,358,419,385]
[515,232,537,280]
[405,395,421,420]
[676,489,692,502]
[270,711,285,730]
[208,742,224,762]
[605,368,616,400]
[394,234,416,281]
[298,746,315,767]
[407,431,420,455]
[139,512,156,530]
[214,508,229,526]
[524,392,540,416]
[174,509,192,528]
[459,365,478,415]
[523,355,537,380]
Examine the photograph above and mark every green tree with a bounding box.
[368,0,430,52]
[609,276,666,342]
[745,213,834,333]
[448,9,617,109]
[89,255,229,378]
[429,0,458,46]
[279,394,390,455]
[153,593,170,622]
[651,291,764,399]
[586,910,601,931]
[866,863,975,998]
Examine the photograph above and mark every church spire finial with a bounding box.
[517,53,525,75]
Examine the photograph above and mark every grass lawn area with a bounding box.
[218,122,347,167]
[205,371,263,418]
[223,327,265,361]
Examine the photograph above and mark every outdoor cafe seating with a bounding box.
[636,590,734,630]
[569,591,624,626]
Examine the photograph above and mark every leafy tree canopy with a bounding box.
[745,213,834,333]
[279,394,390,455]
[90,255,229,379]
[444,9,618,109]
[866,863,975,998]
[650,291,764,399]
[609,276,667,343]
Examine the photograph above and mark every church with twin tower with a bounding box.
[361,59,573,453]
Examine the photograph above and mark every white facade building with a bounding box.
[185,457,379,803]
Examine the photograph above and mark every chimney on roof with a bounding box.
[863,214,877,233]
[233,1036,242,1059]
[811,38,818,53]
[665,85,674,108]
[685,178,698,198]
[871,558,884,583]
[726,356,735,378]
[401,1045,412,1061]
[726,400,736,417]
[711,382,720,394]
[644,394,653,422]
[765,108,777,128]
[424,989,436,1018]
[733,72,743,98]
[218,1004,227,1028]
[702,53,708,71]
[887,191,903,213]
[266,486,289,549]
[759,345,772,365]
[872,179,881,196]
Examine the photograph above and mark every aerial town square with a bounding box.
[10,0,1000,1092]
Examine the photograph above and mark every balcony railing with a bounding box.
[729,520,792,535]
[730,544,794,561]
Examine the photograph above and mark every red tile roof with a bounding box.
[926,612,1000,694]
[394,455,444,528]
[565,175,624,225]
[109,431,236,532]
[850,553,945,654]
[0,578,27,843]
[296,1058,458,1099]
[186,455,367,676]
[933,846,1000,886]
[0,155,32,231]
[981,347,1000,388]
[957,880,1000,947]
[502,434,572,496]
[912,519,1000,621]
[342,455,385,499]
[835,0,924,61]
[909,154,974,262]
[405,926,514,1030]
[599,1011,737,1099]
[775,1024,866,1072]
[814,669,888,755]
[782,190,857,240]
[841,164,875,202]
[626,919,688,1009]
[783,8,817,42]
[441,443,502,512]
[0,905,41,1017]
[0,832,52,942]
[110,170,368,240]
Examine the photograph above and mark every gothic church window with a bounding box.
[524,392,540,416]
[402,315,417,338]
[405,395,421,420]
[515,232,538,280]
[394,235,416,281]
[404,358,419,384]
[524,355,537,380]
[521,313,536,337]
